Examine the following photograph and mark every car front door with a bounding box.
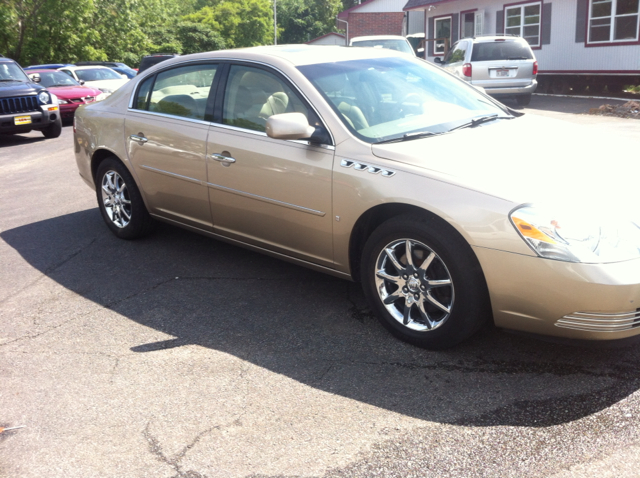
[124,63,219,231]
[206,63,335,267]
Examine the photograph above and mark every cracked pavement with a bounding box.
[2,96,640,477]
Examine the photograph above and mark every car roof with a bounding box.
[462,35,530,44]
[151,45,405,72]
[350,35,409,41]
[61,65,114,70]
[25,69,59,73]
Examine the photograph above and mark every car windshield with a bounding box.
[35,71,80,87]
[351,39,414,55]
[298,56,508,143]
[0,61,29,82]
[75,68,123,81]
[470,41,534,61]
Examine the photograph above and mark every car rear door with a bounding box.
[124,63,219,231]
[470,40,535,89]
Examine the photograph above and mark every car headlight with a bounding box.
[58,98,70,104]
[37,91,51,104]
[510,206,640,263]
[96,93,109,102]
[98,88,114,94]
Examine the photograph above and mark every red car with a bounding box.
[27,69,103,120]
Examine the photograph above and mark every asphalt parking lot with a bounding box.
[2,94,640,478]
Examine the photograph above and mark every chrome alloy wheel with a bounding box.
[374,239,454,332]
[101,171,132,228]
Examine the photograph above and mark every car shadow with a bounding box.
[3,209,640,428]
[0,133,46,147]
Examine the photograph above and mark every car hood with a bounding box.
[371,114,638,216]
[0,80,44,95]
[47,85,101,99]
[82,78,128,91]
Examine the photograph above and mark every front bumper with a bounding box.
[0,109,58,133]
[474,247,640,341]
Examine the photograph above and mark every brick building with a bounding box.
[337,0,408,42]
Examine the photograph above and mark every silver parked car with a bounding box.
[437,35,538,105]
[73,45,640,349]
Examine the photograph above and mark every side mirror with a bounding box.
[29,73,41,83]
[266,113,316,141]
[434,57,443,64]
[79,80,85,85]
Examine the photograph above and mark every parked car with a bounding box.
[436,35,538,105]
[57,65,128,97]
[0,57,62,137]
[73,46,640,349]
[26,69,104,121]
[350,35,416,57]
[75,61,137,78]
[137,53,179,74]
[23,63,74,71]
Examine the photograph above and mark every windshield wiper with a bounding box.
[507,56,529,60]
[0,79,18,82]
[448,114,513,132]
[375,130,442,144]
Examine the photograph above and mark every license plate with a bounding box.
[496,69,510,77]
[14,115,32,125]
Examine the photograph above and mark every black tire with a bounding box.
[42,116,62,138]
[360,214,491,349]
[95,156,154,239]
[516,94,532,106]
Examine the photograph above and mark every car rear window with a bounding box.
[470,41,533,62]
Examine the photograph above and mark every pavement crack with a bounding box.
[143,422,214,478]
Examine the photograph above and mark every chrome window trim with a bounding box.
[128,57,335,147]
[128,109,212,126]
[206,181,326,217]
[208,122,335,150]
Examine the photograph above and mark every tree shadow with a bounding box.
[3,209,640,428]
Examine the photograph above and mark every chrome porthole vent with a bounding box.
[340,158,396,178]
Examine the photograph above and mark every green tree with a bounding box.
[277,0,342,44]
[184,0,273,48]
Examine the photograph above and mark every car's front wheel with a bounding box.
[360,214,491,349]
[42,116,62,138]
[95,157,154,239]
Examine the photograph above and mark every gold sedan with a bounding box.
[73,45,640,349]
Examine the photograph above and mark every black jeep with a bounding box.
[1,57,62,138]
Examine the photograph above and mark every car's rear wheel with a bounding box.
[42,116,62,138]
[95,157,154,239]
[516,94,532,106]
[360,214,491,349]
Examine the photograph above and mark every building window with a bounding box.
[461,10,484,38]
[434,16,452,54]
[505,2,541,46]
[588,0,639,43]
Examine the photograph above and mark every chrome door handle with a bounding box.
[210,153,236,164]
[130,133,147,143]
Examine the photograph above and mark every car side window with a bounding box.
[60,70,73,77]
[444,42,467,65]
[144,64,218,121]
[134,76,154,111]
[222,64,319,133]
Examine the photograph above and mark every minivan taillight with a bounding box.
[532,60,538,76]
[462,63,472,78]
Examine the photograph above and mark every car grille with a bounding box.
[556,309,640,332]
[69,97,95,104]
[0,95,39,115]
